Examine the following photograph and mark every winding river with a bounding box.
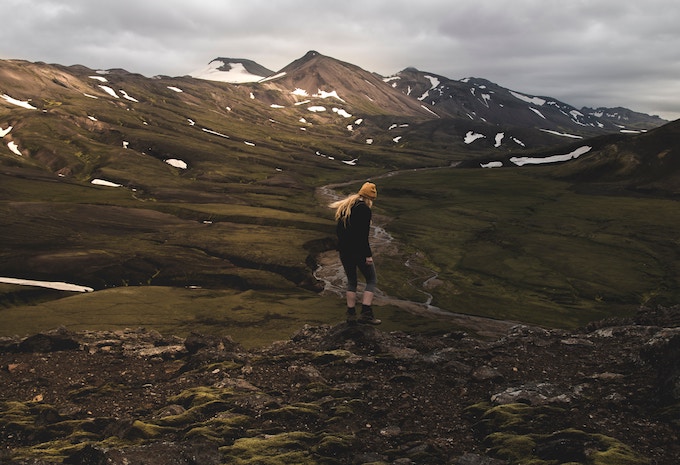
[314,171,517,338]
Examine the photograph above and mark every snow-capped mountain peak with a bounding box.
[190,58,274,84]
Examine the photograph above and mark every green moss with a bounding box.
[11,438,83,463]
[122,420,175,440]
[484,432,539,463]
[302,382,338,399]
[589,433,651,465]
[184,415,250,445]
[168,386,238,408]
[312,433,355,457]
[221,431,319,464]
[475,402,566,435]
[310,349,353,364]
[469,401,650,465]
[262,402,322,422]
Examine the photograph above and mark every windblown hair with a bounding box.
[330,194,373,226]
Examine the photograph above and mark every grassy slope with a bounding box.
[375,167,680,328]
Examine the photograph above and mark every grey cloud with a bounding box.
[1,0,678,119]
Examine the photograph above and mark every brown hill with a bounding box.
[259,51,437,118]
[545,119,680,195]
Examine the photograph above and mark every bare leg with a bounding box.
[361,291,374,306]
[346,291,357,309]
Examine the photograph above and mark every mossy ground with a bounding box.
[2,315,677,464]
[375,167,680,328]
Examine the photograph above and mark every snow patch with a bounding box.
[420,105,439,117]
[91,179,122,187]
[167,86,183,93]
[481,161,503,168]
[119,90,138,102]
[2,94,37,109]
[418,75,440,101]
[259,72,286,83]
[190,61,264,83]
[529,107,546,119]
[464,131,486,144]
[8,141,22,156]
[510,146,592,166]
[539,129,583,139]
[165,159,187,169]
[202,128,230,138]
[0,277,93,293]
[315,89,344,102]
[333,108,352,118]
[98,86,119,98]
[511,91,546,106]
[0,125,12,137]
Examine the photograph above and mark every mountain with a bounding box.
[257,50,434,118]
[189,57,274,83]
[385,68,666,136]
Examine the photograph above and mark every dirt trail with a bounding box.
[314,174,518,339]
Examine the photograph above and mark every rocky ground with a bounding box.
[1,305,679,465]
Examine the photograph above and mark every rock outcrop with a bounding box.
[1,305,678,464]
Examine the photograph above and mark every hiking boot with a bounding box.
[358,314,382,325]
[346,308,358,325]
[358,306,381,325]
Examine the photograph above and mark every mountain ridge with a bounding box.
[188,51,667,131]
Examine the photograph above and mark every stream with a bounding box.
[314,171,518,338]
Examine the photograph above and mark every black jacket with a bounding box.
[336,200,372,258]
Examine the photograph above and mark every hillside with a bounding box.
[1,51,680,342]
[543,119,680,195]
[1,305,678,464]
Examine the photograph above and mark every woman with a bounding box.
[330,181,381,325]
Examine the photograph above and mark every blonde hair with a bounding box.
[330,194,373,225]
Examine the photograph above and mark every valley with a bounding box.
[0,52,678,346]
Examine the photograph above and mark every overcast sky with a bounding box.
[2,0,679,120]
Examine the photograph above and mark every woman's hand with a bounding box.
[366,257,374,265]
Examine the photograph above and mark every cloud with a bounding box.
[1,0,679,119]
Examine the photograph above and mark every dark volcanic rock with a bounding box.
[1,306,679,465]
